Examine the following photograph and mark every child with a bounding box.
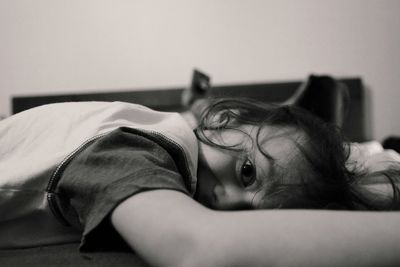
[185,72,400,211]
[193,98,400,211]
[0,74,399,266]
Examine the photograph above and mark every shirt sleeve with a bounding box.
[57,127,191,251]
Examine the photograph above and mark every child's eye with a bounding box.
[240,158,256,187]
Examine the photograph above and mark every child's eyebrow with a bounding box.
[255,151,276,187]
[251,142,276,186]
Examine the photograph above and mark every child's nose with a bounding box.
[213,185,252,210]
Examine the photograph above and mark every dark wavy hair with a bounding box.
[194,98,400,210]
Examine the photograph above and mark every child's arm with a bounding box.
[112,189,400,267]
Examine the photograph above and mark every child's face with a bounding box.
[196,124,303,210]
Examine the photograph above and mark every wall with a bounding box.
[0,0,399,140]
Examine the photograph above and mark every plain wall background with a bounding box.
[0,0,399,140]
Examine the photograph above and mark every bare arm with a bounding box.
[111,190,400,267]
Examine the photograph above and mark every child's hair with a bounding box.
[194,98,400,210]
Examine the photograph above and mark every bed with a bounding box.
[2,76,367,266]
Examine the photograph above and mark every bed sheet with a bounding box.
[0,243,150,267]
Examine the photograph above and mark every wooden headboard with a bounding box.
[12,78,366,142]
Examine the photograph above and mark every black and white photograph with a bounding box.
[1,1,400,266]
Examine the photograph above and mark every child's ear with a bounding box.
[215,108,241,126]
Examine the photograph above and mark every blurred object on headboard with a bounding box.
[12,78,366,142]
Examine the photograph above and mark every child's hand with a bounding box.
[363,149,400,172]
